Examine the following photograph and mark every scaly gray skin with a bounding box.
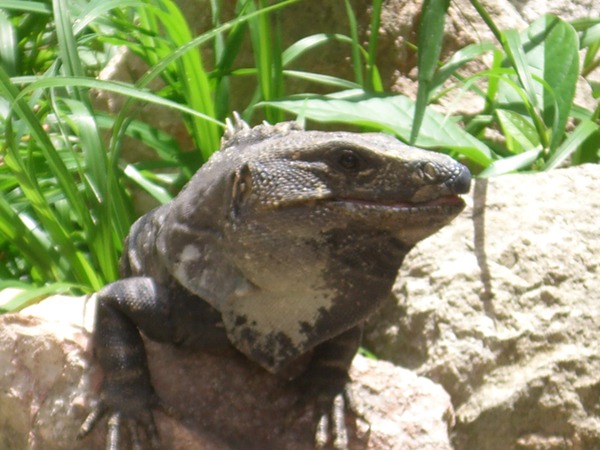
[78,117,471,449]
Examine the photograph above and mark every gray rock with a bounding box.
[365,164,600,450]
[0,294,454,450]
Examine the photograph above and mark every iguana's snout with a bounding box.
[406,157,471,203]
[447,162,471,194]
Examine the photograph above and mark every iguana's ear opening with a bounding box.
[230,163,253,221]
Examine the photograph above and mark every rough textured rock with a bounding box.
[365,163,600,450]
[0,295,454,450]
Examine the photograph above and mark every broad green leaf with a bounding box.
[265,92,493,166]
[496,109,540,153]
[500,15,579,153]
[535,16,579,152]
[544,119,599,170]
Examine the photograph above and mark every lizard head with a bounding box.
[224,121,470,247]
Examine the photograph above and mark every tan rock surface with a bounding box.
[366,164,600,450]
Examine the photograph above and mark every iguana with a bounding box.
[78,116,471,449]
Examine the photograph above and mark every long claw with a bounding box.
[315,412,329,448]
[106,412,122,450]
[78,402,108,439]
[332,393,348,450]
[143,411,161,450]
[128,419,142,450]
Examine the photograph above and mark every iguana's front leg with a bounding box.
[79,277,232,448]
[78,277,175,449]
[296,326,363,449]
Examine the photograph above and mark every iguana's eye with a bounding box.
[337,149,362,172]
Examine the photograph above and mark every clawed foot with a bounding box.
[77,399,176,450]
[292,385,369,450]
[314,391,349,449]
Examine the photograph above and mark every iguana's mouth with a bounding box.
[272,194,465,213]
[335,194,465,210]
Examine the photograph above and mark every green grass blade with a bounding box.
[282,33,352,66]
[366,0,383,91]
[245,0,285,123]
[53,0,84,80]
[343,0,363,86]
[479,147,542,177]
[0,9,17,75]
[95,113,182,164]
[74,0,147,35]
[468,0,502,42]
[411,0,450,144]
[61,99,119,281]
[0,282,83,313]
[0,67,104,288]
[0,196,61,283]
[0,1,51,14]
[152,0,220,159]
[0,71,93,238]
[431,42,497,90]
[15,76,225,126]
[108,0,299,164]
[501,29,538,108]
[283,70,361,89]
[124,164,173,205]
